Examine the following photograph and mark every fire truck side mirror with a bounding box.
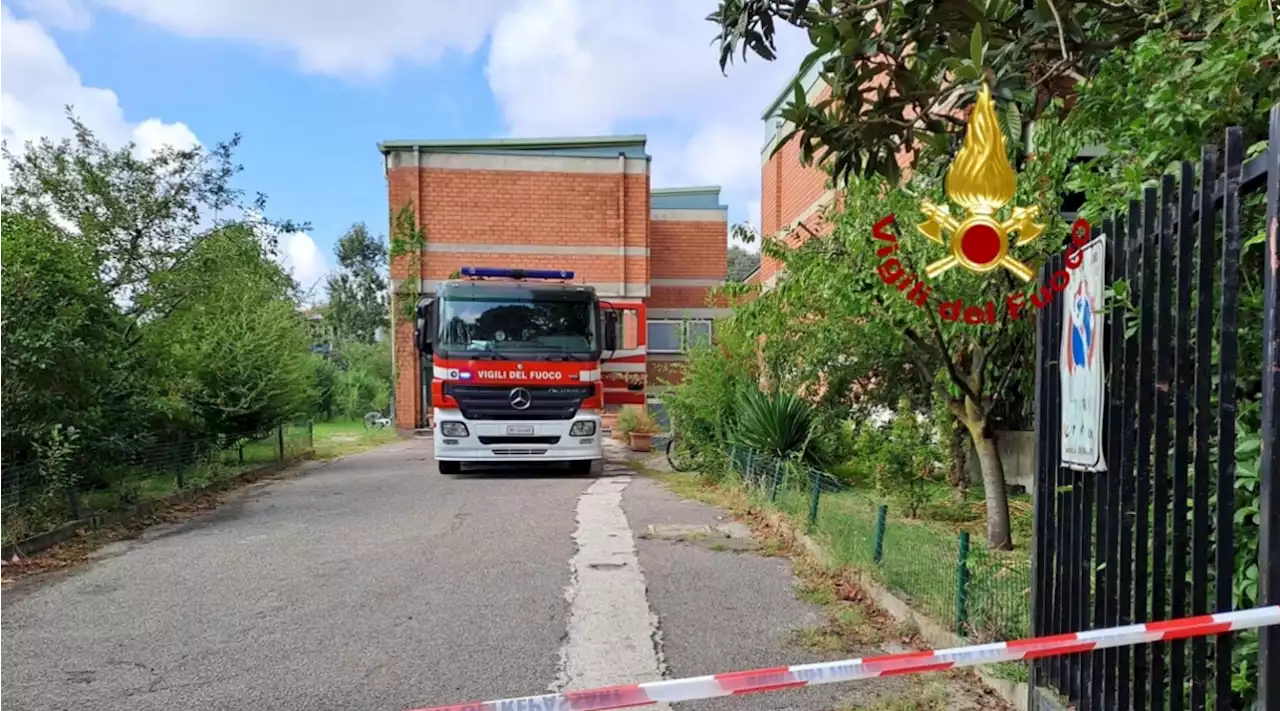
[414,298,434,355]
[602,310,619,352]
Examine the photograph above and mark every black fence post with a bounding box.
[769,459,782,502]
[1212,127,1245,711]
[308,420,315,451]
[277,425,285,462]
[955,531,970,637]
[806,467,821,530]
[66,483,81,521]
[873,504,888,564]
[1257,102,1280,711]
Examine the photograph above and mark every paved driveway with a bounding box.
[2,440,595,711]
[3,438,987,711]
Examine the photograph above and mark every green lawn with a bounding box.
[312,420,399,459]
[734,456,1033,643]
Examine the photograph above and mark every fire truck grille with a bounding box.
[445,385,593,421]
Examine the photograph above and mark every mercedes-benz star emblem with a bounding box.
[509,388,532,410]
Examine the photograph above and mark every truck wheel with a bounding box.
[567,459,593,476]
[438,460,462,475]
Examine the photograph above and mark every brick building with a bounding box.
[749,61,839,289]
[748,58,921,289]
[379,135,730,430]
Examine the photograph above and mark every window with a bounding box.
[686,320,712,348]
[647,319,713,354]
[648,320,683,353]
[437,291,596,358]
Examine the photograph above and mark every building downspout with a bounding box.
[414,146,425,429]
[617,152,627,298]
[385,150,398,427]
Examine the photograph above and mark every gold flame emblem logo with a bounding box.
[917,83,1043,282]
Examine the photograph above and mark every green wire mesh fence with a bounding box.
[1,421,314,547]
[726,444,1030,643]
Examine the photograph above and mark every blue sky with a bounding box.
[1,1,808,291]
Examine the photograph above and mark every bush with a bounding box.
[732,388,833,467]
[846,399,940,518]
[661,337,757,472]
[616,407,640,438]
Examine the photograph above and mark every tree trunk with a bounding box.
[964,412,1013,551]
[949,421,969,502]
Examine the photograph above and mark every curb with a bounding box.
[1,453,316,561]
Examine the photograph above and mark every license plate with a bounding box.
[506,425,535,435]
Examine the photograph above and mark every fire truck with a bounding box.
[413,267,647,474]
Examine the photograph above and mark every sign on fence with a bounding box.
[1059,236,1107,472]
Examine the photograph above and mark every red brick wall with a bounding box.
[649,220,726,281]
[388,168,650,285]
[387,161,651,429]
[754,84,835,286]
[647,216,727,388]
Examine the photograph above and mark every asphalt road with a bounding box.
[2,438,964,711]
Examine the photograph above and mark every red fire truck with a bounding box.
[414,267,647,474]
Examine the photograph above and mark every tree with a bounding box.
[728,244,762,281]
[709,0,1234,184]
[1,111,311,466]
[325,222,389,344]
[1,212,126,464]
[2,111,303,331]
[146,224,313,439]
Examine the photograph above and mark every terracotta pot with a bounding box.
[629,432,654,452]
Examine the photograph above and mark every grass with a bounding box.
[312,420,398,459]
[742,457,1032,643]
[848,681,950,710]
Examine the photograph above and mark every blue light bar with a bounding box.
[459,266,575,280]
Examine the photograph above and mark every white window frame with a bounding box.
[646,319,713,354]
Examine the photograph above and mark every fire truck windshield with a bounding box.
[437,289,598,360]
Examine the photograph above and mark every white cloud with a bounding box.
[12,0,90,29]
[93,0,506,80]
[0,5,198,174]
[277,230,330,293]
[244,210,332,294]
[52,0,808,240]
[485,0,806,232]
[130,117,200,156]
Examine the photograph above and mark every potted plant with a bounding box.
[601,409,621,437]
[628,409,660,452]
[615,406,639,442]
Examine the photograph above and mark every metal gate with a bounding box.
[1029,105,1279,710]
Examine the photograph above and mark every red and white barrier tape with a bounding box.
[406,606,1280,711]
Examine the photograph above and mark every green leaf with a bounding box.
[970,24,986,69]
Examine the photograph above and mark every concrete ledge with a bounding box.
[1,454,313,560]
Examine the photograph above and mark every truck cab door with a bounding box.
[600,301,647,407]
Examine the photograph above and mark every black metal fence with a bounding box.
[1030,105,1279,710]
[1,422,314,549]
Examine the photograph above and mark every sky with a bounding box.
[1,0,809,293]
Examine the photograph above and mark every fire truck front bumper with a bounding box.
[432,410,602,462]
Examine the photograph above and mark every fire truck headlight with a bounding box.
[569,421,597,437]
[440,421,469,438]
